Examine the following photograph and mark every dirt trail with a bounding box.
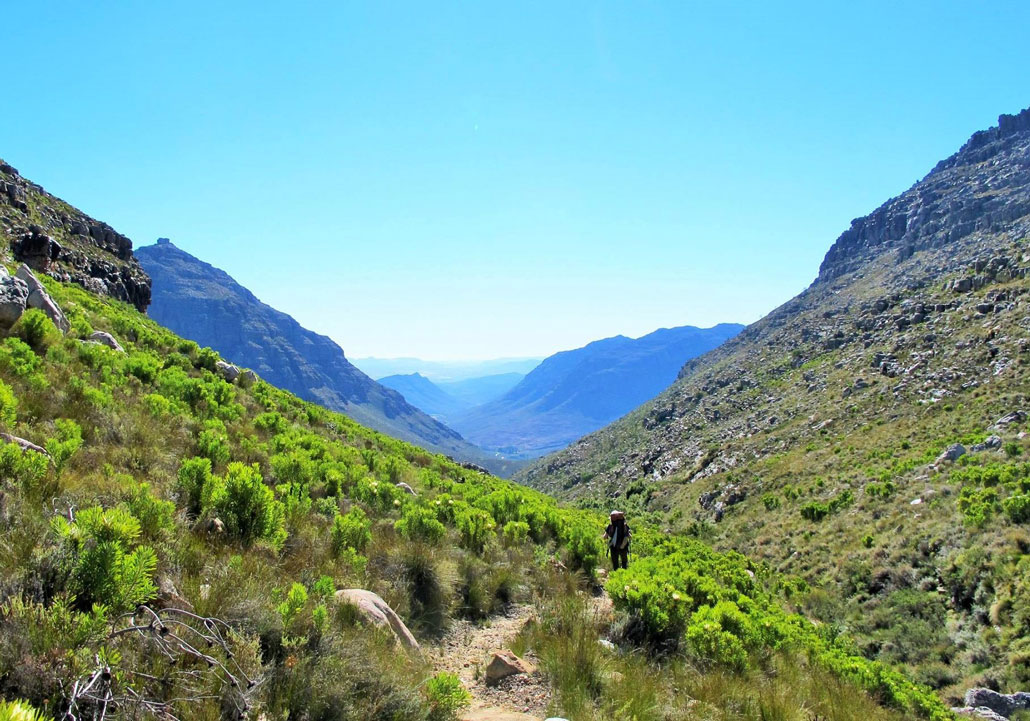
[426,604,550,721]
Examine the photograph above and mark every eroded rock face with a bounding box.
[0,160,151,311]
[334,588,420,651]
[818,107,1030,284]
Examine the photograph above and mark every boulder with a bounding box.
[15,264,69,333]
[215,360,241,382]
[239,369,258,385]
[89,331,124,352]
[0,433,53,460]
[935,443,966,464]
[334,589,419,651]
[963,688,1030,718]
[484,650,536,685]
[396,482,417,496]
[995,411,1026,429]
[0,275,28,328]
[971,435,1003,453]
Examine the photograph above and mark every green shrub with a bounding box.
[198,419,231,466]
[0,378,17,427]
[762,493,781,510]
[209,462,287,549]
[959,486,999,527]
[123,480,176,541]
[331,506,372,555]
[0,699,48,721]
[395,505,447,544]
[565,520,603,575]
[1003,493,1030,523]
[51,505,158,613]
[424,672,470,720]
[0,441,52,496]
[177,456,215,516]
[125,351,161,383]
[502,520,530,546]
[11,309,60,351]
[45,418,82,474]
[0,337,42,376]
[454,505,494,553]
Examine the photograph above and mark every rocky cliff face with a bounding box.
[136,240,517,476]
[817,107,1030,284]
[0,159,151,310]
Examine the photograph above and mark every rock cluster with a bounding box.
[953,688,1030,720]
[0,160,151,311]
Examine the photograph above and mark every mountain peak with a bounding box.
[815,104,1030,286]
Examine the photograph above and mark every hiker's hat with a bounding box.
[609,510,625,520]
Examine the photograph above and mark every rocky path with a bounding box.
[426,604,550,721]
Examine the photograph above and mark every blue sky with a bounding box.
[3,2,1029,360]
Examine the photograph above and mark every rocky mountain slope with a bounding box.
[452,323,743,459]
[519,106,1030,697]
[136,240,516,475]
[0,159,151,310]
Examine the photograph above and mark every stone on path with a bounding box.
[485,650,536,686]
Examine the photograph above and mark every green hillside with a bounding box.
[0,269,951,720]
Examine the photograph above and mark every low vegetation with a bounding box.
[0,275,954,719]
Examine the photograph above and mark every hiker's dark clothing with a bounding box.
[604,519,631,570]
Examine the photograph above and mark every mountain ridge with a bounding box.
[136,240,517,476]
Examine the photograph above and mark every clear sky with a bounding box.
[3,2,1029,360]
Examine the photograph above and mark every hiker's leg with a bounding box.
[611,551,620,571]
[617,549,628,570]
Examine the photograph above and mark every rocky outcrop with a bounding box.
[817,108,1030,284]
[334,589,419,651]
[0,159,151,311]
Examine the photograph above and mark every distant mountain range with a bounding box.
[351,356,541,382]
[445,324,744,458]
[135,240,517,476]
[378,371,526,425]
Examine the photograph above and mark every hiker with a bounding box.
[603,510,631,570]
